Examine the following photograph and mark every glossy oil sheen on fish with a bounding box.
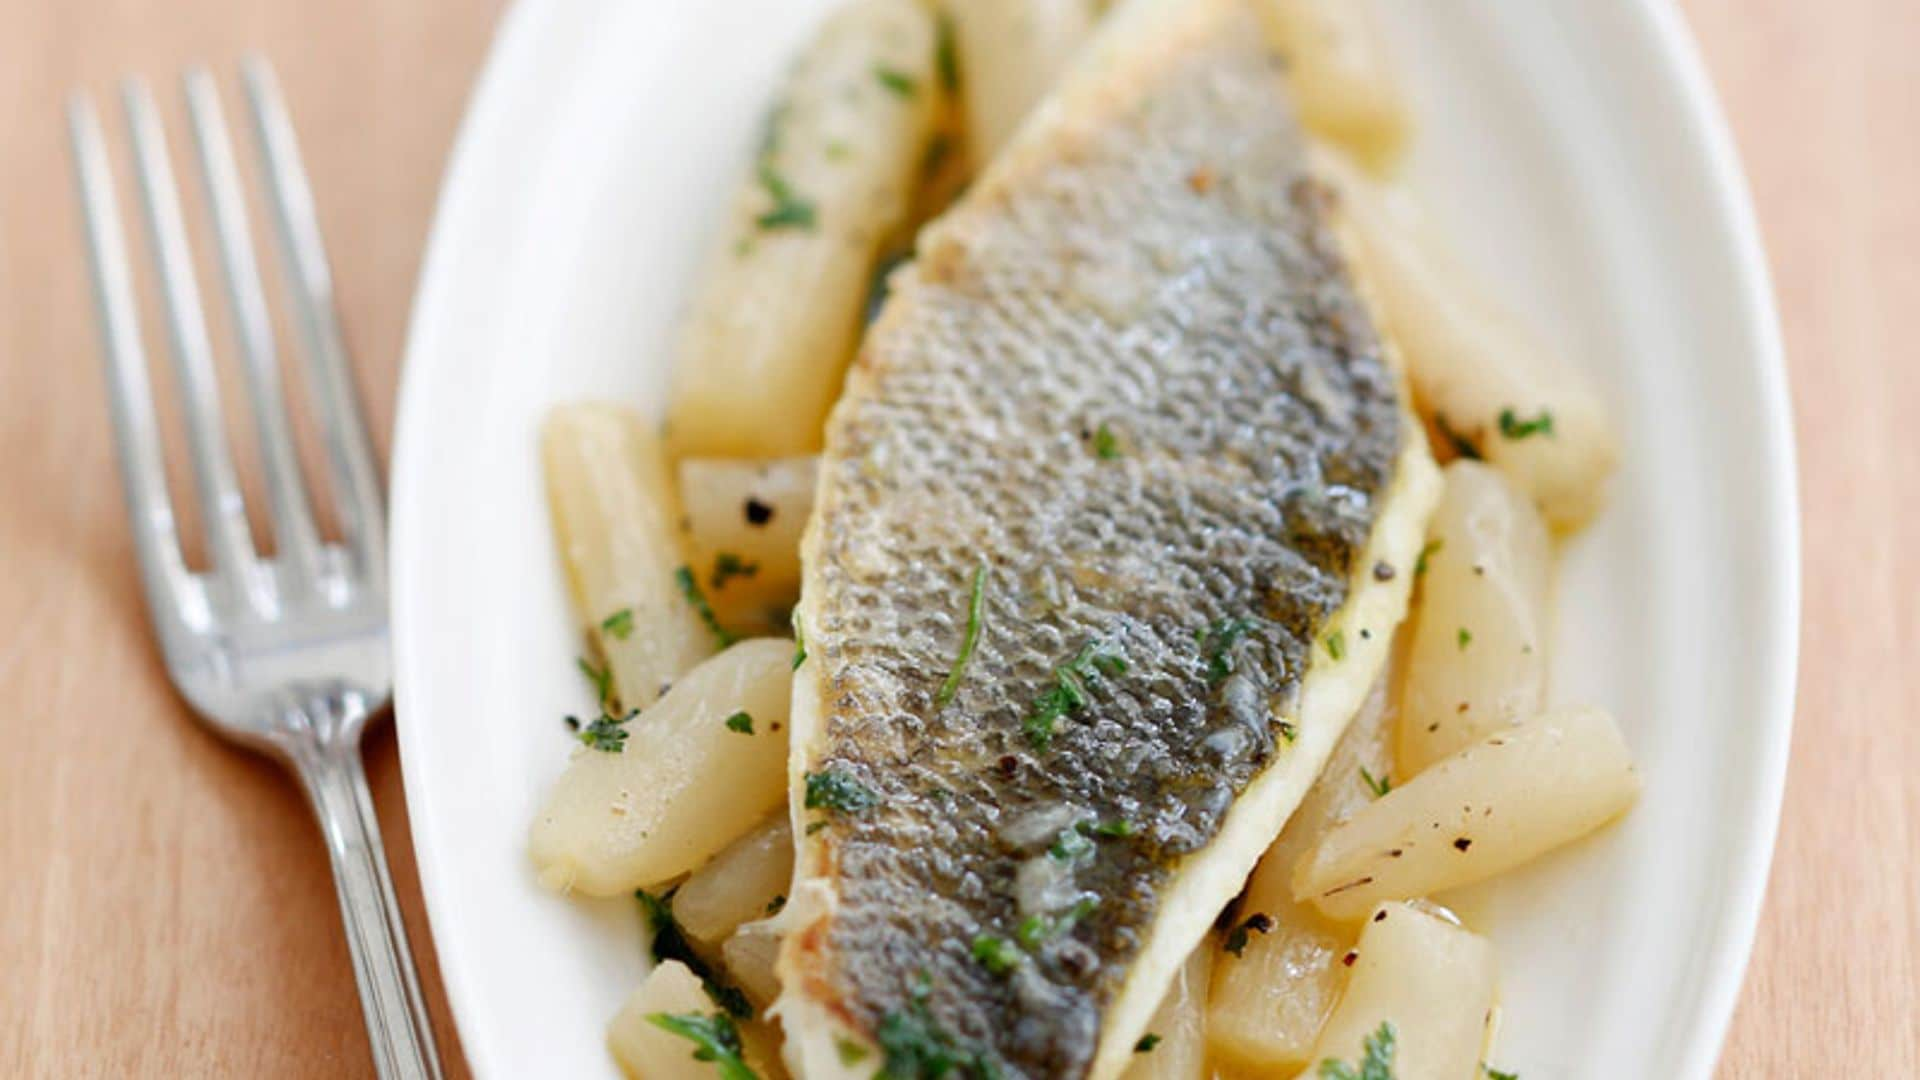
[787,5,1404,1077]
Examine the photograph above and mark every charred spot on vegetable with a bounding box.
[1222,912,1274,957]
[725,710,754,735]
[766,893,787,916]
[645,1012,758,1080]
[805,768,881,813]
[1373,909,1388,922]
[1340,950,1359,967]
[600,608,635,640]
[1498,407,1554,440]
[743,497,774,526]
[1454,837,1473,851]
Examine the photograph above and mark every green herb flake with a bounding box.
[600,608,635,641]
[1134,1034,1162,1054]
[1457,627,1473,650]
[1278,721,1299,744]
[936,564,990,707]
[645,1012,759,1080]
[1015,900,1094,950]
[754,162,817,231]
[1326,629,1346,661]
[1359,766,1392,799]
[674,565,738,648]
[636,889,753,1019]
[874,64,918,97]
[970,934,1021,976]
[725,710,754,735]
[1023,639,1126,751]
[574,710,636,753]
[836,1038,871,1066]
[805,768,880,814]
[710,552,760,590]
[1433,414,1483,460]
[936,14,960,93]
[1198,617,1257,684]
[876,975,998,1079]
[1483,1068,1520,1080]
[1048,827,1095,863]
[1223,912,1274,958]
[791,612,808,670]
[1497,407,1554,440]
[1414,539,1444,577]
[1317,1020,1397,1080]
[1089,818,1137,839]
[1093,422,1122,460]
[577,655,613,705]
[805,820,829,836]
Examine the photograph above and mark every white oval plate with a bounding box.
[391,2,1797,1076]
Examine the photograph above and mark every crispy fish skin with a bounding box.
[777,1,1439,1077]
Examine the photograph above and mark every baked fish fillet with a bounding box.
[776,1,1440,1076]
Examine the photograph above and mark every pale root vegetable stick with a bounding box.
[1208,660,1399,1072]
[678,456,817,631]
[665,0,941,460]
[949,0,1096,163]
[544,403,717,712]
[530,639,794,896]
[606,960,786,1079]
[722,917,785,1009]
[1317,148,1619,530]
[1120,945,1211,1080]
[1398,461,1553,774]
[1256,0,1410,171]
[1295,705,1639,921]
[1294,902,1496,1080]
[672,814,795,949]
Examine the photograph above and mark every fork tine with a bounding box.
[239,57,386,587]
[121,77,271,614]
[183,68,326,590]
[67,93,213,637]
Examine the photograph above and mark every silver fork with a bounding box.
[67,58,442,1080]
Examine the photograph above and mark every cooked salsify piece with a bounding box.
[678,456,817,632]
[1119,945,1211,1080]
[1398,460,1553,775]
[606,959,787,1080]
[529,639,794,896]
[544,403,718,713]
[1296,902,1496,1080]
[1294,705,1639,921]
[721,918,786,1010]
[1317,147,1620,531]
[672,814,794,950]
[948,0,1098,162]
[1257,0,1411,171]
[664,0,942,460]
[1208,660,1399,1073]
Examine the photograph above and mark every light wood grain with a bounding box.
[0,0,1911,1077]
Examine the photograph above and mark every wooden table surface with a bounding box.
[1,0,1912,1075]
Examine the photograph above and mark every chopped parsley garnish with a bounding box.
[1414,539,1443,577]
[1317,1020,1397,1080]
[805,768,880,814]
[805,820,829,836]
[1278,720,1299,744]
[577,655,613,705]
[1483,1068,1519,1080]
[935,14,959,93]
[877,976,999,1079]
[1359,766,1392,799]
[836,1038,871,1066]
[570,710,635,753]
[1223,912,1274,957]
[791,611,808,670]
[1498,407,1554,440]
[936,564,989,707]
[710,552,759,590]
[636,889,753,1019]
[970,934,1022,976]
[754,162,816,231]
[1093,422,1122,460]
[1198,617,1257,684]
[1089,818,1137,838]
[600,608,635,640]
[674,565,738,648]
[1049,827,1095,863]
[646,1012,759,1080]
[1015,897,1098,949]
[725,710,754,735]
[1326,629,1346,661]
[874,64,917,97]
[1023,639,1126,751]
[1134,1034,1162,1054]
[1433,414,1482,460]
[1457,627,1473,650]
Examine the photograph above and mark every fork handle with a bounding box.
[291,736,445,1080]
